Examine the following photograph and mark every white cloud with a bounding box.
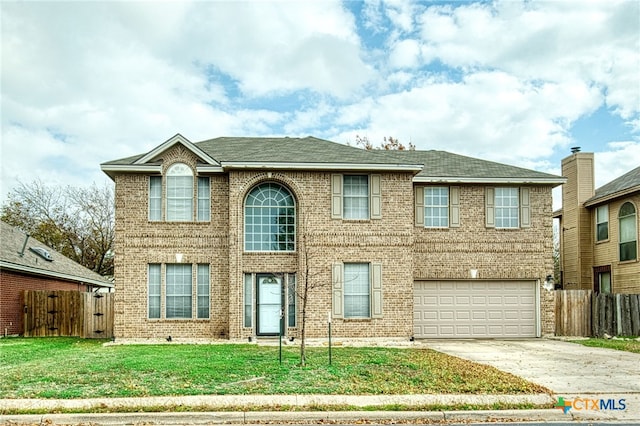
[594,141,640,188]
[416,0,639,128]
[339,70,602,164]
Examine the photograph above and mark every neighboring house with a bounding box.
[101,134,564,340]
[0,221,114,336]
[555,150,639,294]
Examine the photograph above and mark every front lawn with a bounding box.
[0,338,549,399]
[570,337,640,354]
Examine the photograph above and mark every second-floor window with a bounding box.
[425,187,449,227]
[596,205,609,242]
[343,175,369,219]
[331,174,382,220]
[619,202,637,262]
[148,163,210,222]
[485,187,531,229]
[167,163,193,221]
[414,186,460,228]
[494,187,519,228]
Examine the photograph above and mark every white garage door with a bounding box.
[413,280,537,338]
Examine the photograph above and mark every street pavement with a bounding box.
[1,338,639,424]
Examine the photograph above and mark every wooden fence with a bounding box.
[22,290,114,339]
[555,290,640,337]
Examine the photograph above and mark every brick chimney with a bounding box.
[560,149,594,290]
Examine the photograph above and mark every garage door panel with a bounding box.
[414,280,537,338]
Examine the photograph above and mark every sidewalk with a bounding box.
[2,393,637,425]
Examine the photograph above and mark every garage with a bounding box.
[413,280,537,338]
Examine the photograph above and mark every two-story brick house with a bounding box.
[101,134,564,340]
[555,150,639,293]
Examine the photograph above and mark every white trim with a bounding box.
[413,176,566,185]
[101,164,162,174]
[196,165,225,173]
[222,161,423,172]
[0,260,114,288]
[536,279,541,338]
[134,134,221,166]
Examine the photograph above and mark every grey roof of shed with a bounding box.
[0,221,113,288]
[585,165,640,207]
[101,134,564,184]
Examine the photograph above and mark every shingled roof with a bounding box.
[0,221,113,288]
[101,134,564,185]
[585,165,640,207]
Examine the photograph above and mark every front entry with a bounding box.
[257,274,282,336]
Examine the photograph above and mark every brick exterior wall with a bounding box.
[112,145,556,339]
[0,269,89,336]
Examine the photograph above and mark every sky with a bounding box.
[1,0,639,210]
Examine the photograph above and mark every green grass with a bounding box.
[570,337,640,354]
[0,338,550,399]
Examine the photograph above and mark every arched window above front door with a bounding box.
[244,183,295,252]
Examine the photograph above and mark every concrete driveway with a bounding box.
[424,338,640,394]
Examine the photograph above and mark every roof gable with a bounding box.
[134,133,221,166]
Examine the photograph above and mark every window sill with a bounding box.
[595,239,610,245]
[147,318,211,322]
[618,259,638,265]
[342,318,372,322]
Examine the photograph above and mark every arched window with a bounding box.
[619,202,637,262]
[245,183,295,251]
[166,163,193,221]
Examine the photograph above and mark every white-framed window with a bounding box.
[148,164,210,222]
[486,187,530,229]
[595,205,609,242]
[148,264,161,319]
[147,263,211,320]
[243,274,253,328]
[287,274,296,327]
[197,177,211,222]
[344,263,371,318]
[244,182,295,252]
[343,175,369,219]
[149,176,162,221]
[619,202,637,262]
[197,264,210,319]
[495,187,519,228]
[331,262,382,320]
[425,187,449,227]
[166,163,194,221]
[331,174,382,220]
[415,186,460,228]
[166,264,192,318]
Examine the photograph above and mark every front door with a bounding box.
[257,274,282,335]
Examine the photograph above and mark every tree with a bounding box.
[1,179,115,277]
[354,135,416,151]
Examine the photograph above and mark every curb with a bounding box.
[0,393,554,411]
[0,409,569,425]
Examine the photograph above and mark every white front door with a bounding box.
[257,274,282,335]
